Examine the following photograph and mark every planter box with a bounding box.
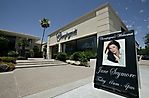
[80,61,90,67]
[66,60,80,65]
[66,60,90,67]
[90,59,97,68]
[66,60,71,63]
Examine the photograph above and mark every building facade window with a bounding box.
[62,40,76,55]
[5,35,16,51]
[77,35,97,52]
[62,35,97,55]
[52,45,58,59]
[28,39,32,45]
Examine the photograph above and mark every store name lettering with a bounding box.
[56,29,77,42]
[100,32,133,41]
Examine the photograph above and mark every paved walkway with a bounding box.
[23,60,149,98]
[54,65,149,98]
[0,59,149,98]
[14,65,94,97]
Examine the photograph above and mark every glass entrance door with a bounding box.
[52,45,58,59]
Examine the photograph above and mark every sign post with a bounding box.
[94,30,139,98]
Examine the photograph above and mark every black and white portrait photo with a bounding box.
[102,39,126,67]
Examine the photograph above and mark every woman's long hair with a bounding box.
[105,40,120,63]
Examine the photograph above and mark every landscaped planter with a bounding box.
[90,59,96,68]
[66,60,71,63]
[80,61,90,67]
[66,60,91,67]
[66,60,80,65]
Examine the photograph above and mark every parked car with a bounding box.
[141,55,149,60]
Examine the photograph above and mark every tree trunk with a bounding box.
[40,28,46,52]
[22,45,25,56]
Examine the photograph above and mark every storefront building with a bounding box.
[47,3,128,59]
[0,29,40,52]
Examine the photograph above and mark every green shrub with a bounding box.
[69,51,88,62]
[0,57,16,64]
[84,51,97,61]
[8,51,18,57]
[70,52,81,61]
[69,55,74,60]
[29,49,34,57]
[66,55,71,60]
[56,52,67,61]
[17,56,27,60]
[78,52,88,62]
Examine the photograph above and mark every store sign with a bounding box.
[56,29,77,42]
[94,30,139,98]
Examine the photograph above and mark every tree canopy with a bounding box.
[138,33,149,55]
[39,18,50,28]
[18,38,30,56]
[143,33,149,47]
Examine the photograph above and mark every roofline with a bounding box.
[35,41,47,44]
[0,29,40,41]
[48,2,127,36]
[107,3,128,30]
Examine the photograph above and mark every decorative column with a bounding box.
[15,37,19,51]
[47,36,51,59]
[58,43,62,52]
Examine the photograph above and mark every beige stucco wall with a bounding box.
[96,7,110,46]
[47,3,128,59]
[15,37,20,51]
[47,6,110,59]
[31,39,36,49]
[108,7,128,32]
[49,13,97,46]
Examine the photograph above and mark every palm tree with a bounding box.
[39,18,50,52]
[18,38,30,56]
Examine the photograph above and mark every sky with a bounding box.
[0,0,149,48]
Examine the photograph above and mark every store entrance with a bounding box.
[51,45,58,59]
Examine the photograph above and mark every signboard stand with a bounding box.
[94,30,139,98]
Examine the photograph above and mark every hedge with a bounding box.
[56,52,67,61]
[0,57,16,64]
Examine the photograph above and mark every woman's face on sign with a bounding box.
[108,44,119,54]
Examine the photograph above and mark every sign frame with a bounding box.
[94,30,139,98]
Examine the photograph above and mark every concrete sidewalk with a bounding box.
[0,57,94,98]
[14,65,94,97]
[24,65,149,98]
[54,65,149,98]
[23,60,149,98]
[0,59,149,98]
[24,77,93,98]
